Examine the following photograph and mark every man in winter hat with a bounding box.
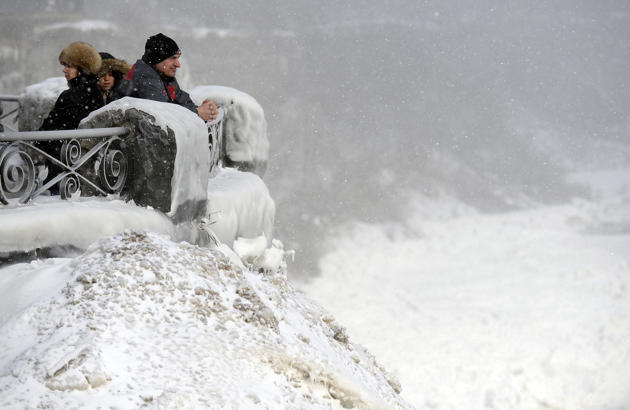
[115,33,217,122]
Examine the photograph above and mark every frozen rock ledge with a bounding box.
[2,83,275,256]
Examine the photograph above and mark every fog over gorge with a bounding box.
[1,1,628,273]
[1,1,630,408]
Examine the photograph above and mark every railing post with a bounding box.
[207,107,225,175]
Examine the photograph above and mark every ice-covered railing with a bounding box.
[207,107,224,175]
[0,86,273,255]
[0,127,129,204]
[0,93,225,207]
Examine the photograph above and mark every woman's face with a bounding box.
[98,71,115,92]
[62,63,79,81]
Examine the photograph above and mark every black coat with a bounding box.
[114,58,197,113]
[38,74,104,191]
[40,74,104,131]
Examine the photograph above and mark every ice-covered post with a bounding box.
[190,86,269,177]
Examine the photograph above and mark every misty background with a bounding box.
[1,0,628,276]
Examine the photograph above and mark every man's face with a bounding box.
[154,52,181,78]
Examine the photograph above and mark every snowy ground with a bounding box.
[300,183,630,409]
[0,232,409,409]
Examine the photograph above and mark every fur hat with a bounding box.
[97,54,131,79]
[58,41,102,75]
[143,33,180,65]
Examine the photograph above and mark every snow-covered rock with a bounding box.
[17,77,67,131]
[190,85,269,177]
[81,97,210,222]
[0,231,409,409]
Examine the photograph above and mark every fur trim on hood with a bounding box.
[58,42,102,75]
[98,57,131,78]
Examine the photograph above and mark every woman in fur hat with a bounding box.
[97,52,130,104]
[38,42,104,195]
[40,41,104,131]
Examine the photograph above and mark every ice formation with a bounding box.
[190,85,269,176]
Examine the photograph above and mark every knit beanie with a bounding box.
[143,33,180,65]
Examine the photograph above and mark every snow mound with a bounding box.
[190,85,269,176]
[0,231,409,409]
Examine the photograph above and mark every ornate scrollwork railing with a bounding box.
[207,107,225,175]
[0,127,129,205]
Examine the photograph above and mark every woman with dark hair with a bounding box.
[97,52,130,104]
[40,41,104,131]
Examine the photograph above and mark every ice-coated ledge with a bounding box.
[206,166,275,247]
[0,197,175,254]
[3,80,275,258]
[0,167,275,257]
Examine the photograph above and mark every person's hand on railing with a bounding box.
[197,99,218,122]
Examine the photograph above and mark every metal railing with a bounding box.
[0,95,226,206]
[0,128,129,204]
